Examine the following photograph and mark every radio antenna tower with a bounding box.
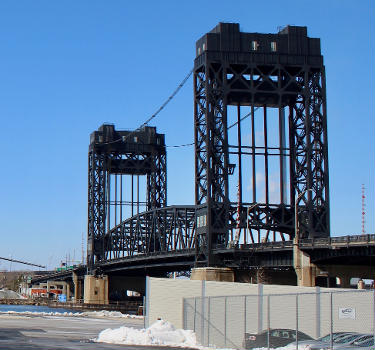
[81,232,85,265]
[361,184,366,234]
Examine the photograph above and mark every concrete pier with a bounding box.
[83,275,108,304]
[190,267,235,282]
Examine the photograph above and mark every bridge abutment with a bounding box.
[293,240,318,287]
[83,275,108,304]
[190,267,235,282]
[73,272,83,301]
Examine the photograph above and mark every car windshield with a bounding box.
[357,339,374,347]
[335,334,361,344]
[352,336,374,346]
[318,333,349,343]
[318,335,332,342]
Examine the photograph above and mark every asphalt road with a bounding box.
[0,314,195,350]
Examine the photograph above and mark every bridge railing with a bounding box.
[299,234,375,248]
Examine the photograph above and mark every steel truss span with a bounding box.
[194,23,329,266]
[103,206,197,260]
[94,203,294,263]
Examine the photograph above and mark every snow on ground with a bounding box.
[87,310,141,318]
[0,289,25,299]
[249,346,312,350]
[0,310,143,319]
[95,319,235,350]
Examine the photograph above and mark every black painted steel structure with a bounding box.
[87,124,166,271]
[87,23,333,271]
[194,23,330,266]
[105,205,197,260]
[34,234,375,284]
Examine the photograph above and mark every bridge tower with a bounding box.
[194,23,330,266]
[87,124,166,272]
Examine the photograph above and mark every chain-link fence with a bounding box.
[183,289,374,349]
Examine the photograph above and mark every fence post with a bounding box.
[244,295,247,336]
[373,288,375,350]
[224,296,227,348]
[258,283,263,333]
[296,294,299,350]
[330,292,333,350]
[201,280,205,346]
[143,295,146,329]
[183,298,186,330]
[207,296,210,347]
[267,295,270,350]
[316,287,321,339]
[145,276,150,328]
[194,298,197,333]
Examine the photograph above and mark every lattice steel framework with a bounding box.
[87,124,166,271]
[103,206,197,260]
[194,23,330,266]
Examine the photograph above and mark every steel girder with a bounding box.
[194,63,230,266]
[147,152,167,211]
[289,69,329,238]
[87,151,106,268]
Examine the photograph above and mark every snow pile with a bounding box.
[84,310,142,319]
[248,345,312,350]
[96,319,201,348]
[0,289,24,299]
[1,311,80,317]
[0,310,143,319]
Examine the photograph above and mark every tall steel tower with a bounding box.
[194,23,330,266]
[87,124,166,271]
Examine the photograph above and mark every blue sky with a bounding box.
[0,0,373,270]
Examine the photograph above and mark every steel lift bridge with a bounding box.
[85,23,372,281]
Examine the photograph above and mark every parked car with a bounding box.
[290,332,358,349]
[341,335,374,350]
[310,333,369,350]
[242,328,313,349]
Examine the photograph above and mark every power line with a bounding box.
[120,68,194,144]
[228,107,260,130]
[97,68,194,146]
[167,142,194,148]
[0,256,45,269]
[97,68,257,150]
[136,68,194,131]
[167,106,261,149]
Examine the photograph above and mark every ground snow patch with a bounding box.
[96,319,227,349]
[0,289,25,299]
[85,310,142,319]
[0,310,142,319]
[251,345,312,350]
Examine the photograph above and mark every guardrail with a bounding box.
[299,234,375,248]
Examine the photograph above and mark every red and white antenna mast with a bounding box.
[361,184,366,234]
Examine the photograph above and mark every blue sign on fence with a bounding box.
[58,294,67,302]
